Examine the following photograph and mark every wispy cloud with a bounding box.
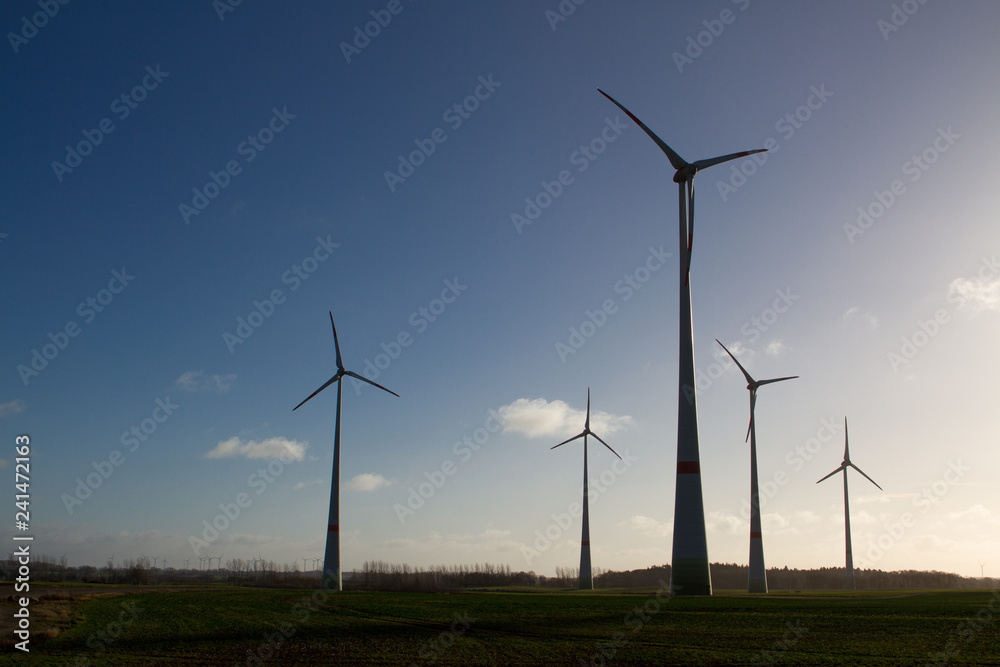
[175,370,236,394]
[0,399,26,418]
[843,306,878,328]
[346,473,392,492]
[621,515,671,538]
[498,397,633,439]
[948,277,1000,311]
[765,339,787,356]
[205,436,307,461]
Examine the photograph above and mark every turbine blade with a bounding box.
[843,417,850,462]
[716,339,754,385]
[329,312,344,372]
[552,432,585,449]
[687,178,695,256]
[591,432,622,460]
[850,463,883,491]
[597,89,688,170]
[293,374,341,411]
[757,375,799,386]
[746,391,756,443]
[816,465,846,484]
[343,371,400,397]
[691,149,767,171]
[585,387,591,431]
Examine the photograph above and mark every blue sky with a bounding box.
[3,1,999,579]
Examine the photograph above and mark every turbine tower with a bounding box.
[294,312,399,591]
[717,340,797,593]
[551,388,622,590]
[600,89,766,595]
[817,418,882,589]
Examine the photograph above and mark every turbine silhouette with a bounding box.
[817,418,882,589]
[600,89,766,595]
[717,340,797,593]
[294,312,398,591]
[551,388,622,590]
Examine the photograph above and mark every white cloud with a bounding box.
[498,397,633,439]
[843,306,878,329]
[713,340,750,364]
[294,479,324,490]
[948,277,1000,311]
[346,473,392,492]
[706,510,745,535]
[621,515,671,538]
[765,339,786,356]
[175,370,236,394]
[205,436,307,461]
[0,399,25,418]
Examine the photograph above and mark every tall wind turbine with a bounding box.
[294,312,399,591]
[600,89,766,595]
[817,418,882,589]
[717,340,797,593]
[551,389,622,590]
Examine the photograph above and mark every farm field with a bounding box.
[2,585,998,665]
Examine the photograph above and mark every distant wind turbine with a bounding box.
[717,340,797,594]
[551,389,622,590]
[294,312,399,591]
[817,418,882,589]
[599,89,767,596]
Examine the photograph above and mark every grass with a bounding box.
[1,585,997,665]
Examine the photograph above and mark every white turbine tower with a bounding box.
[294,312,399,591]
[717,340,797,594]
[600,89,766,595]
[551,388,622,590]
[817,418,882,589]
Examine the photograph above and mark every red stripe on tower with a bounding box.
[677,461,701,474]
[750,532,762,539]
[328,525,339,532]
[581,541,590,546]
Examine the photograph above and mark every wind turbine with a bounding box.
[551,388,622,590]
[817,418,882,589]
[600,89,766,596]
[294,311,399,591]
[717,340,797,593]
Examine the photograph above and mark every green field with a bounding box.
[3,586,999,665]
